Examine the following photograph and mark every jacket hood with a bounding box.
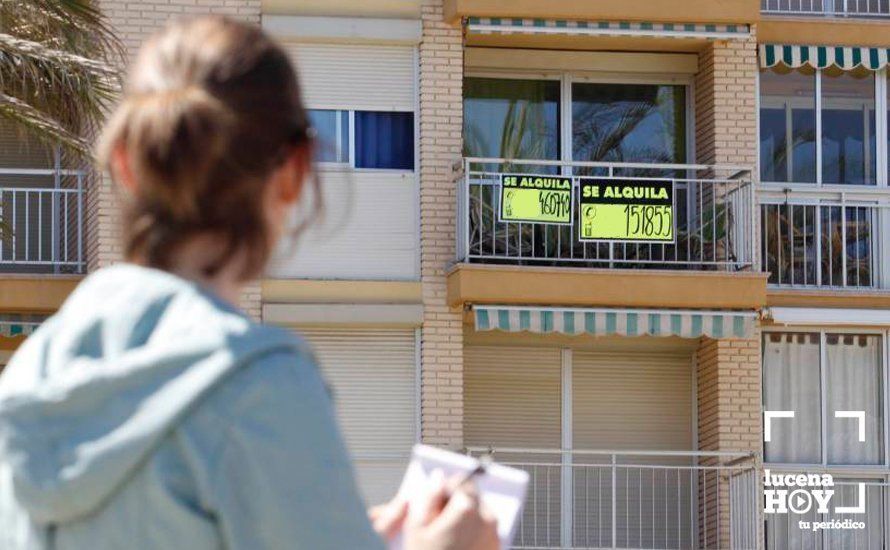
[0,264,299,525]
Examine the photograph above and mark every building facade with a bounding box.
[3,0,890,548]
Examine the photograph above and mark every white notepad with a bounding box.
[389,445,529,550]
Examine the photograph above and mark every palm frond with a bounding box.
[0,92,90,154]
[0,0,123,161]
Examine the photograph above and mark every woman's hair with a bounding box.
[97,16,313,281]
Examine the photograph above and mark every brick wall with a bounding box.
[418,0,464,448]
[92,0,263,317]
[694,29,759,169]
[696,335,763,549]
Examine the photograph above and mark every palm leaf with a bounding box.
[0,0,123,161]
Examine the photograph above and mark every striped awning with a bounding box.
[466,17,751,41]
[474,306,756,339]
[0,314,45,338]
[761,44,890,71]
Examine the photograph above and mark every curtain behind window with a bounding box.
[354,111,414,170]
[826,334,883,465]
[763,333,821,463]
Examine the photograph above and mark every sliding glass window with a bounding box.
[759,68,816,184]
[759,67,877,185]
[463,77,560,170]
[821,68,876,186]
[571,83,686,165]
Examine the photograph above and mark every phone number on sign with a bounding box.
[623,204,673,239]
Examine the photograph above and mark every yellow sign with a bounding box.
[499,174,573,225]
[578,179,675,242]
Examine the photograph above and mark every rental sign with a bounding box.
[499,174,573,225]
[578,179,675,243]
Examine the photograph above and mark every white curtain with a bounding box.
[763,333,822,463]
[825,334,882,465]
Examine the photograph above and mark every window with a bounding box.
[354,111,414,170]
[463,77,561,165]
[764,331,888,550]
[759,68,817,183]
[759,67,889,289]
[572,82,686,165]
[821,69,876,185]
[307,108,414,170]
[760,67,877,186]
[308,109,349,164]
[763,331,884,466]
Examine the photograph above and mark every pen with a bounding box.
[455,464,487,488]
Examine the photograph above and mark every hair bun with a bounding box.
[98,84,235,224]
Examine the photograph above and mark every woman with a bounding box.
[0,16,497,550]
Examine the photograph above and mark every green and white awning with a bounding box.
[0,314,44,338]
[466,18,751,41]
[474,306,756,339]
[761,44,890,71]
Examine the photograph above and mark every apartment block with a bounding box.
[4,0,890,548]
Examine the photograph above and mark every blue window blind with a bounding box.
[355,111,414,170]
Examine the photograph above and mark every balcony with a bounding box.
[466,448,759,550]
[457,159,756,272]
[0,167,86,274]
[760,186,890,290]
[762,0,890,17]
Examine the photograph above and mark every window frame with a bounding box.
[762,326,890,475]
[757,68,890,289]
[758,67,886,190]
[309,108,416,174]
[463,70,695,169]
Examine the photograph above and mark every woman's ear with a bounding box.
[278,145,311,204]
[111,143,138,193]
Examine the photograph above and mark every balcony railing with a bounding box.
[762,0,890,17]
[760,186,890,289]
[457,158,756,272]
[0,168,86,274]
[466,447,760,550]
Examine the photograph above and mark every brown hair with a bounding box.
[97,16,313,281]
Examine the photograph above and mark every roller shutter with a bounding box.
[572,350,693,548]
[274,41,419,280]
[267,170,418,280]
[572,350,693,451]
[282,42,415,111]
[464,345,562,548]
[298,328,417,505]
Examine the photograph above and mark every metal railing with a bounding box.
[457,158,756,272]
[466,447,759,550]
[762,0,890,17]
[0,168,86,273]
[760,186,890,289]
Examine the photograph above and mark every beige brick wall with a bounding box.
[696,335,763,549]
[92,0,263,317]
[694,30,759,169]
[418,0,464,448]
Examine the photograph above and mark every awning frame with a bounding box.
[466,17,752,41]
[760,44,890,71]
[474,305,757,339]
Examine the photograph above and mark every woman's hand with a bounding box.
[402,474,499,550]
[368,498,408,541]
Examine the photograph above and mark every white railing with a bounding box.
[457,158,756,271]
[760,186,890,289]
[465,447,760,550]
[0,168,86,273]
[762,0,890,17]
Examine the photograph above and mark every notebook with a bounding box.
[388,445,529,550]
